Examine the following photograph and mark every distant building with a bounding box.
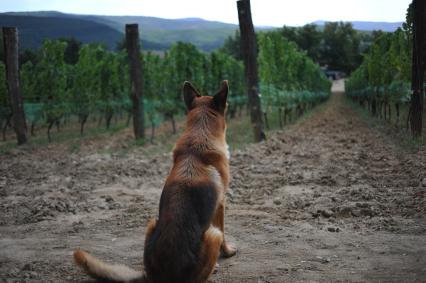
[321,66,346,80]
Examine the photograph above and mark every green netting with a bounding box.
[346,81,412,104]
[260,83,330,111]
[24,103,43,123]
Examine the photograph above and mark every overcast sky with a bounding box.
[0,0,412,27]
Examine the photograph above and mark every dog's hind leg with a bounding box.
[192,226,223,283]
[213,201,237,258]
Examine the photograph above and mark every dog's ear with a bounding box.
[213,80,228,114]
[183,81,201,110]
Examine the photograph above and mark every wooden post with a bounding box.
[237,0,266,142]
[410,0,425,137]
[3,27,27,145]
[125,24,145,140]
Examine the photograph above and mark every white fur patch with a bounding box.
[208,166,223,190]
[210,226,222,237]
[225,143,230,160]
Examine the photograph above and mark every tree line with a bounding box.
[222,22,375,75]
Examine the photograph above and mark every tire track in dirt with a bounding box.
[0,80,425,282]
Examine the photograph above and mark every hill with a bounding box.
[0,13,167,51]
[94,15,239,51]
[0,14,122,50]
[0,11,239,51]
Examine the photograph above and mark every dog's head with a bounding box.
[183,80,228,115]
[182,80,228,136]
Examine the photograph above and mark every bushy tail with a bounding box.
[74,249,145,283]
[73,224,223,283]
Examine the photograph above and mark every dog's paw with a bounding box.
[221,243,237,258]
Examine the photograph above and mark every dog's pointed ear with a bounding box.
[213,80,228,113]
[183,81,201,110]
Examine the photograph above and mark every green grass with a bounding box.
[227,101,330,150]
[345,97,426,150]
[0,118,129,153]
[0,141,17,154]
[0,102,329,156]
[226,114,254,150]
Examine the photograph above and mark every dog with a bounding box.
[74,80,236,283]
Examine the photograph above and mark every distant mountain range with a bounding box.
[0,11,239,51]
[0,11,404,52]
[312,20,403,32]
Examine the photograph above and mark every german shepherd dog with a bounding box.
[74,80,236,283]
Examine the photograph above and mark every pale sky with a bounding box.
[0,0,412,27]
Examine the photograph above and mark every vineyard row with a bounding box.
[1,31,330,142]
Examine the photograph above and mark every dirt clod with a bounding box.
[327,227,340,232]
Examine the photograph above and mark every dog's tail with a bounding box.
[74,249,146,283]
[74,226,223,283]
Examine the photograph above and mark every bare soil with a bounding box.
[1,81,425,283]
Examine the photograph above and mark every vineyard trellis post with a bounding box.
[125,24,145,140]
[2,27,27,145]
[409,0,425,137]
[237,0,266,142]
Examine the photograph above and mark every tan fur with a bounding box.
[74,250,142,282]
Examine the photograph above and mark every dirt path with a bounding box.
[1,80,425,282]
